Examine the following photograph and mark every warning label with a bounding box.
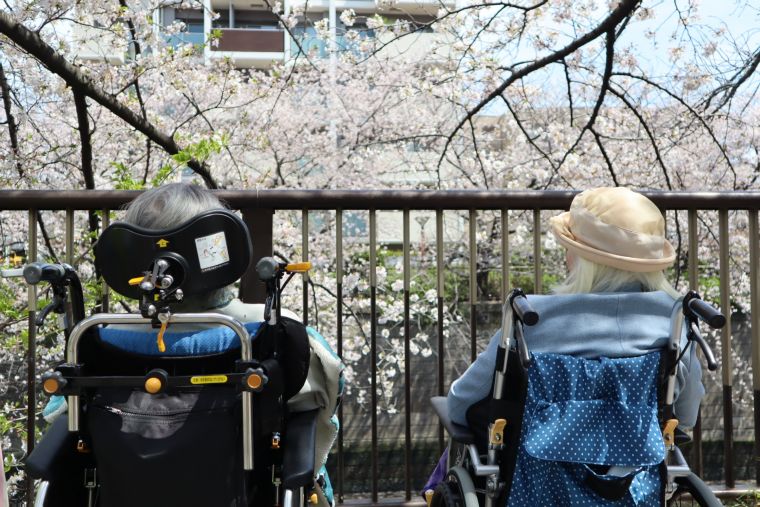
[190,375,228,385]
[195,231,230,271]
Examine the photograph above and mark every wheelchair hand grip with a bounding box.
[686,297,726,329]
[511,293,539,326]
[690,322,719,371]
[23,262,69,285]
[256,257,279,281]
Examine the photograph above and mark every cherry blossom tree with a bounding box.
[0,0,759,499]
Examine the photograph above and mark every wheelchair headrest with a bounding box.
[95,210,252,300]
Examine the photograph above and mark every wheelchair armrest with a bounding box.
[431,396,475,445]
[25,416,78,480]
[282,409,319,490]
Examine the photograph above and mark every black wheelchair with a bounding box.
[431,289,724,507]
[24,209,333,507]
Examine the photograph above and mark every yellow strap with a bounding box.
[489,418,507,446]
[128,276,144,286]
[662,418,679,447]
[156,321,168,353]
[285,261,312,273]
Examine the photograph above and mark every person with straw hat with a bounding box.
[447,187,703,432]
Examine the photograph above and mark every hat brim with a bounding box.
[549,212,676,273]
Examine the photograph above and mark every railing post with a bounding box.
[302,210,309,325]
[533,209,542,294]
[469,209,477,362]
[501,209,509,300]
[369,209,378,503]
[336,210,344,504]
[436,210,445,455]
[688,210,703,477]
[101,209,110,312]
[25,209,37,505]
[239,208,273,304]
[403,210,412,501]
[719,209,734,488]
[750,210,760,486]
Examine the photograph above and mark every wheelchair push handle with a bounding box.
[510,290,539,326]
[23,262,74,285]
[256,257,312,281]
[680,291,722,372]
[685,293,726,330]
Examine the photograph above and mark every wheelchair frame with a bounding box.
[431,288,724,507]
[26,262,319,507]
[62,312,256,470]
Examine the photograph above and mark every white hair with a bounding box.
[553,255,680,298]
[123,183,224,230]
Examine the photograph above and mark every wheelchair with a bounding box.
[23,209,341,507]
[430,288,724,507]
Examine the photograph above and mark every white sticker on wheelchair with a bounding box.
[195,231,230,271]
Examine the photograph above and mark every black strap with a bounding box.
[495,345,507,373]
[584,465,639,501]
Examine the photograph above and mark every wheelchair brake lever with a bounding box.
[689,322,719,371]
[36,295,64,327]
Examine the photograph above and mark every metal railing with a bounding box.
[2,189,760,505]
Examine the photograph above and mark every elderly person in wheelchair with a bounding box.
[428,187,721,506]
[26,183,343,507]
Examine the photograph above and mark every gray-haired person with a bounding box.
[120,182,298,324]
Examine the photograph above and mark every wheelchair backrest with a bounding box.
[497,292,678,505]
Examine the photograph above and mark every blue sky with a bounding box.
[480,0,759,114]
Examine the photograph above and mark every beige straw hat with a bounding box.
[548,187,676,273]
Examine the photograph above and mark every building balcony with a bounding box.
[166,31,205,47]
[375,0,456,15]
[208,28,285,68]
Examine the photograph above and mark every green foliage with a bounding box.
[727,490,760,506]
[109,135,228,189]
[109,161,144,190]
[0,283,24,322]
[152,135,228,187]
[209,28,223,44]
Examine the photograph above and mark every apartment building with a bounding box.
[156,0,454,69]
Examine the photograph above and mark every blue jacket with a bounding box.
[447,291,704,429]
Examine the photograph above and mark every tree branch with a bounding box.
[704,47,760,113]
[0,10,218,188]
[73,91,100,244]
[608,85,672,189]
[436,0,640,169]
[0,61,22,178]
[117,0,153,184]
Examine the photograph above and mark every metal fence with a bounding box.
[2,189,760,505]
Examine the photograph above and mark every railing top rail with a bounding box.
[0,189,758,210]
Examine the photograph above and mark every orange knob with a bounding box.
[145,377,163,394]
[247,374,262,390]
[42,378,59,395]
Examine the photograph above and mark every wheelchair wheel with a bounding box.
[446,438,469,468]
[666,473,722,507]
[430,466,479,507]
[34,481,50,507]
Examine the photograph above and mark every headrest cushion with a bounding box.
[95,210,252,300]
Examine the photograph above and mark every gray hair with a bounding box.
[123,183,225,230]
[123,183,233,311]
